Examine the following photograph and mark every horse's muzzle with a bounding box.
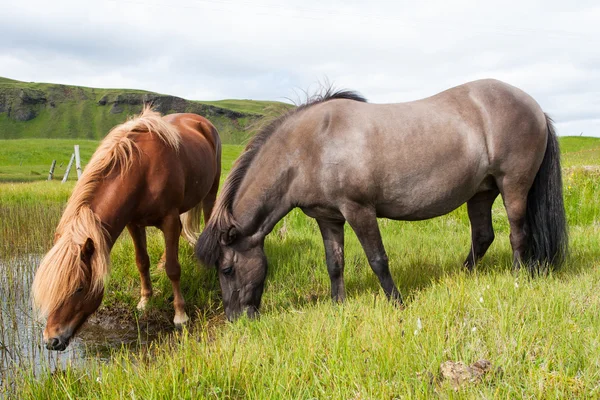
[45,336,69,351]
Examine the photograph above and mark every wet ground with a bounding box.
[0,255,164,393]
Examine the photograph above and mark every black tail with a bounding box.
[525,114,568,272]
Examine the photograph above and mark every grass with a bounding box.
[0,139,99,182]
[2,136,598,183]
[559,137,600,168]
[0,139,245,183]
[1,139,600,398]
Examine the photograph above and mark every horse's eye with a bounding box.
[221,266,234,276]
[75,286,84,294]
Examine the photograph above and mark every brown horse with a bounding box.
[32,107,221,350]
[196,79,568,320]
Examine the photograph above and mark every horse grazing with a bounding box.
[32,107,221,351]
[196,79,567,321]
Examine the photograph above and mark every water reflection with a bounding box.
[0,254,160,393]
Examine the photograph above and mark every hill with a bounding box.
[0,77,291,143]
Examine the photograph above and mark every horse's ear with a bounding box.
[80,238,95,264]
[219,226,238,246]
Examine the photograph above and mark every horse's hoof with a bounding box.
[136,297,149,311]
[174,312,189,327]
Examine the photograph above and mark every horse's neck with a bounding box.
[89,178,138,244]
[232,165,295,240]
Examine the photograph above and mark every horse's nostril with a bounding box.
[46,337,60,350]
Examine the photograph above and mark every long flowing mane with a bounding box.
[32,106,181,317]
[195,88,366,266]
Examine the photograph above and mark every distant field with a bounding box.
[0,140,99,182]
[0,140,245,183]
[1,136,598,183]
[559,136,600,168]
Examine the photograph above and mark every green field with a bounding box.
[1,136,598,183]
[0,139,245,183]
[1,137,600,398]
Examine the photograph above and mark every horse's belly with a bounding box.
[374,172,494,221]
[376,196,466,221]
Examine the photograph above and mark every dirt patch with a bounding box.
[418,359,497,391]
[439,359,492,390]
[80,303,228,352]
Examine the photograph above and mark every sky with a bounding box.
[1,0,599,136]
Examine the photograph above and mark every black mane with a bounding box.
[195,87,366,266]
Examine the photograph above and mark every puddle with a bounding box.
[0,254,163,393]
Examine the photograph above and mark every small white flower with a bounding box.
[416,318,423,330]
[487,285,490,289]
[414,329,419,336]
[479,296,484,303]
[515,282,519,288]
[471,327,477,332]
[96,377,102,384]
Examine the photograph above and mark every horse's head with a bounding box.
[33,236,107,351]
[197,225,267,321]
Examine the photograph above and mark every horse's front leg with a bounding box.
[341,204,403,305]
[127,224,153,311]
[316,218,346,302]
[160,212,189,326]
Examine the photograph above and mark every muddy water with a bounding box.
[0,254,161,392]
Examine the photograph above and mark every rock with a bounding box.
[62,89,253,120]
[110,103,124,114]
[439,359,492,390]
[18,89,46,104]
[12,108,37,121]
[114,93,145,106]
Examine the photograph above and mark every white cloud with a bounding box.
[1,0,598,135]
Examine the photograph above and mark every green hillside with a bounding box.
[0,77,291,143]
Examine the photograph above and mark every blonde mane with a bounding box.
[32,106,181,317]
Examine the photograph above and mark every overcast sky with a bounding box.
[1,0,599,136]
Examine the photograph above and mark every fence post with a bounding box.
[47,160,56,181]
[74,145,82,180]
[62,153,75,183]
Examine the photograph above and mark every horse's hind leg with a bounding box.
[463,190,499,271]
[341,204,403,304]
[498,181,530,269]
[127,224,152,311]
[316,219,346,302]
[202,175,220,224]
[160,212,189,326]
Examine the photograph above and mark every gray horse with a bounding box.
[196,79,568,320]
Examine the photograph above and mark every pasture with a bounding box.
[0,137,599,398]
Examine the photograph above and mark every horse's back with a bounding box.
[287,79,549,220]
[133,112,221,218]
[162,113,221,152]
